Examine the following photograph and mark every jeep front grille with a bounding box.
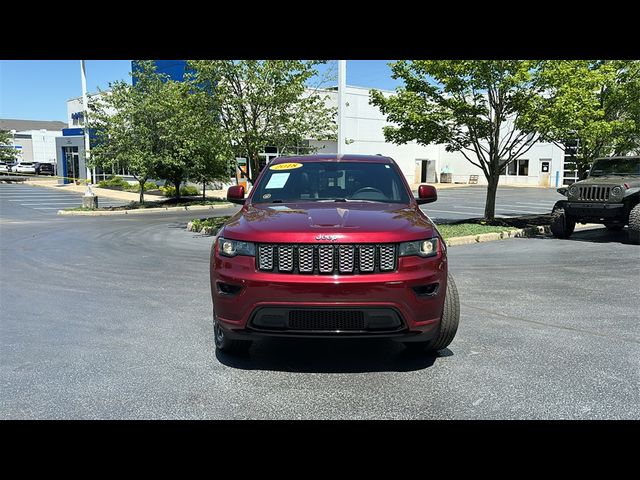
[256,243,397,274]
[577,186,611,201]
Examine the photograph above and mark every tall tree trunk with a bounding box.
[249,152,260,184]
[202,181,206,201]
[139,178,146,204]
[576,158,592,180]
[484,172,500,220]
[174,178,181,201]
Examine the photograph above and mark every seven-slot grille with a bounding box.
[577,185,611,201]
[257,243,397,274]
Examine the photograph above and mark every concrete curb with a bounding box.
[446,226,547,246]
[445,223,600,247]
[58,203,233,216]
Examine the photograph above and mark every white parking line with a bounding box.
[8,198,81,201]
[448,204,549,213]
[514,202,556,207]
[425,208,519,218]
[20,203,81,206]
[1,194,79,196]
[424,208,490,216]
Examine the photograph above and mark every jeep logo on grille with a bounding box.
[316,235,339,242]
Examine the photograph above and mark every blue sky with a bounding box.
[0,60,403,122]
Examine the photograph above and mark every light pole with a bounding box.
[337,60,347,155]
[80,60,94,186]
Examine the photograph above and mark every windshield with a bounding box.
[251,161,411,204]
[590,158,640,176]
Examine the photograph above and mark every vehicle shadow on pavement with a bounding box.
[215,338,453,373]
[560,227,634,245]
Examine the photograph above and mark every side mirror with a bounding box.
[416,184,437,204]
[227,185,245,204]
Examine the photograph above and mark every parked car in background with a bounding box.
[14,162,37,174]
[0,162,10,174]
[551,156,640,244]
[35,162,55,176]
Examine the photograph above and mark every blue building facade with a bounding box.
[131,60,190,84]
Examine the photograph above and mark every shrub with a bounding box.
[160,185,200,197]
[124,181,158,192]
[98,176,129,188]
[188,216,229,234]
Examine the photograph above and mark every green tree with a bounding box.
[189,60,336,183]
[153,79,230,201]
[370,60,544,220]
[534,60,640,177]
[181,89,233,201]
[0,130,19,163]
[89,61,170,204]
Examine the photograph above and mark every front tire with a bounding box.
[550,203,576,239]
[404,274,460,353]
[213,318,252,354]
[629,204,640,245]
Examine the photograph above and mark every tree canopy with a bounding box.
[0,130,19,163]
[190,60,336,183]
[371,60,543,219]
[535,60,640,176]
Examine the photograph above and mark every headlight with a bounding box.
[611,186,623,197]
[399,238,438,258]
[569,185,579,197]
[217,237,255,257]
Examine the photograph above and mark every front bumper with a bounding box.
[211,252,447,341]
[564,202,625,220]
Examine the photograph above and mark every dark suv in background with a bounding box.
[210,154,460,355]
[551,156,640,244]
[35,163,55,176]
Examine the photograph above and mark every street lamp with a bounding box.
[80,60,94,187]
[338,60,346,155]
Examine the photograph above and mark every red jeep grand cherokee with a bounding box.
[210,154,459,354]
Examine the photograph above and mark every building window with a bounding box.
[507,159,529,176]
[518,159,529,176]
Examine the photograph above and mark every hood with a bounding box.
[577,176,640,187]
[221,202,436,243]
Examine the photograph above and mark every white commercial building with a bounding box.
[62,85,577,187]
[309,86,570,187]
[0,119,66,165]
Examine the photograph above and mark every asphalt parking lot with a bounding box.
[1,183,638,419]
[420,185,561,221]
[0,183,128,213]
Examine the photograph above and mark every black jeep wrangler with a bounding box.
[551,156,640,244]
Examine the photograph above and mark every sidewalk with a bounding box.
[24,178,228,202]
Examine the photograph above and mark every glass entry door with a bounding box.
[64,146,80,181]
